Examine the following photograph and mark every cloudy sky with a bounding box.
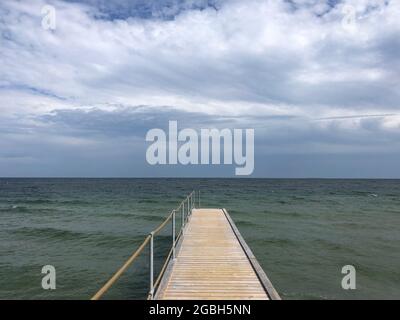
[0,0,399,177]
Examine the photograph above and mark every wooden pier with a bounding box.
[92,192,280,300]
[155,209,279,299]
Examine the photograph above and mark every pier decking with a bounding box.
[155,209,277,299]
[91,192,280,300]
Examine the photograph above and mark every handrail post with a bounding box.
[149,231,154,300]
[199,190,201,208]
[187,197,190,220]
[172,210,176,259]
[182,201,185,234]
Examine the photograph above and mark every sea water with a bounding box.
[0,178,399,299]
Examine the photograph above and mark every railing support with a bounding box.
[187,197,190,220]
[191,194,193,213]
[172,210,176,259]
[199,190,201,208]
[182,202,185,234]
[149,231,154,300]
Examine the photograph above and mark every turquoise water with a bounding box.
[0,178,399,299]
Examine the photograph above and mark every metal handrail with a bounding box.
[91,190,198,300]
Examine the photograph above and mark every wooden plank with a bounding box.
[155,208,277,300]
[222,209,281,300]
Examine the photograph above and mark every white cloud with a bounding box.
[0,0,399,176]
[1,0,399,114]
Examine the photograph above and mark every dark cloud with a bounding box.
[35,106,400,148]
[63,0,224,20]
[38,106,238,137]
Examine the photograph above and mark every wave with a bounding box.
[132,213,165,222]
[262,210,302,218]
[250,237,296,247]
[58,199,92,205]
[137,199,158,204]
[3,205,31,213]
[1,199,91,211]
[288,195,307,201]
[351,190,379,197]
[100,212,164,222]
[23,199,53,204]
[235,220,256,227]
[93,234,148,249]
[12,226,89,241]
[10,227,148,249]
[0,205,66,215]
